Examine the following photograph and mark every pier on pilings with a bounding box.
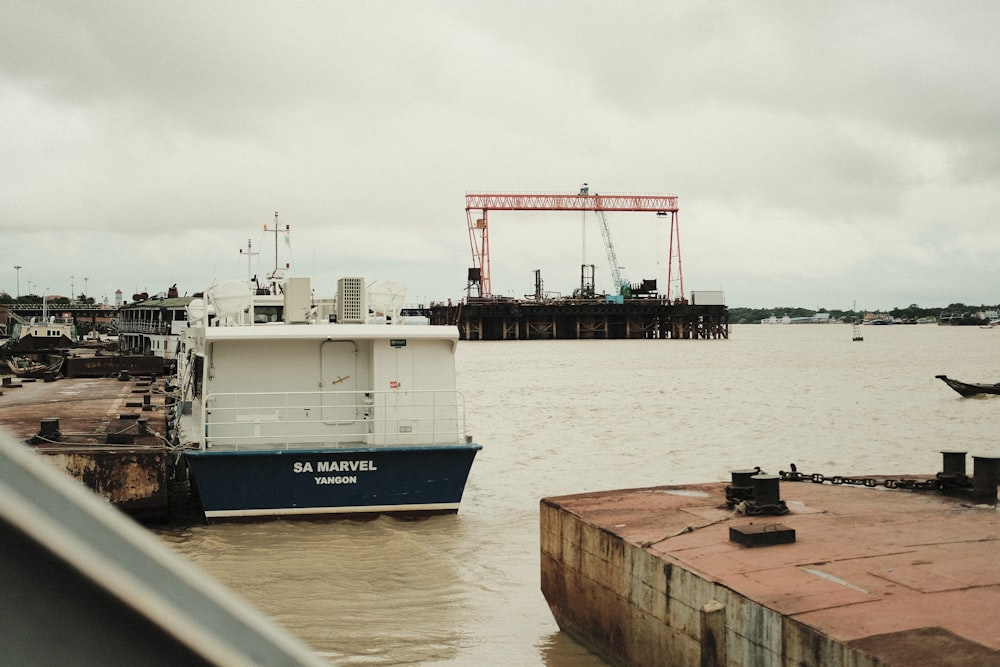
[429,298,729,341]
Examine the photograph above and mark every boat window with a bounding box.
[254,306,282,323]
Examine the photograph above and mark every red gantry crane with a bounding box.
[465,189,683,300]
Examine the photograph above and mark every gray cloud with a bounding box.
[2,1,999,310]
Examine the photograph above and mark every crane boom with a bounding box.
[465,193,677,212]
[594,210,623,295]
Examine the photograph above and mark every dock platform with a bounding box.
[0,371,174,520]
[430,299,729,341]
[541,471,1000,666]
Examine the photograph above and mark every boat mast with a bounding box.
[263,211,290,294]
[240,238,258,284]
[272,211,279,272]
[265,211,288,273]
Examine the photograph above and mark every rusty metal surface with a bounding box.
[34,449,167,515]
[0,372,171,518]
[64,353,167,378]
[542,480,1000,666]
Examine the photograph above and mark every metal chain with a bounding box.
[779,467,973,493]
[737,500,789,516]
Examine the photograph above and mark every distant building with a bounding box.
[761,313,832,324]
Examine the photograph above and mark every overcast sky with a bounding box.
[2,2,998,311]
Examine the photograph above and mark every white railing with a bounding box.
[118,322,170,335]
[203,389,467,450]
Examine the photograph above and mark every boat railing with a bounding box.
[118,322,171,335]
[202,389,467,450]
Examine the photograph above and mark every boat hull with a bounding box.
[5,354,64,379]
[9,334,75,352]
[935,374,1000,398]
[184,444,481,520]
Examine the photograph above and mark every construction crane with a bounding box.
[594,208,624,295]
[464,190,683,300]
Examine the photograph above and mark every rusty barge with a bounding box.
[541,455,1000,666]
[0,367,183,522]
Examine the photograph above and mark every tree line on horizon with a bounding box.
[3,291,996,325]
[727,303,999,325]
[0,293,97,306]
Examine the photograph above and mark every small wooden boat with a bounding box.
[935,374,1000,398]
[5,355,64,379]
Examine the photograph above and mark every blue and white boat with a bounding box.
[171,274,481,521]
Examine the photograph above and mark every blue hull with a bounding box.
[184,444,481,520]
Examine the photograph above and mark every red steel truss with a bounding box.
[465,192,682,299]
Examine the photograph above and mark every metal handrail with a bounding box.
[203,389,467,450]
[118,322,170,334]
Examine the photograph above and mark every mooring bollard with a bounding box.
[39,418,60,442]
[751,474,782,506]
[725,468,760,507]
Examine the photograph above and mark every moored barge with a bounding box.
[541,455,1000,666]
[0,370,175,521]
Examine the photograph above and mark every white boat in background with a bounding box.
[6,301,78,352]
[170,272,481,521]
[117,285,193,372]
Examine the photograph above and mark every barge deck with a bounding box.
[0,371,176,521]
[541,462,1000,666]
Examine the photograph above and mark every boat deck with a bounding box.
[541,476,1000,666]
[178,395,470,452]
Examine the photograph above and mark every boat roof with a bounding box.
[120,296,194,310]
[201,322,459,343]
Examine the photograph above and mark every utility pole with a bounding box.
[13,265,21,297]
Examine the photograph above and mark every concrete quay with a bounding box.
[540,474,1000,666]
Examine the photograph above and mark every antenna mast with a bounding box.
[239,239,259,283]
[263,211,289,272]
[262,211,291,276]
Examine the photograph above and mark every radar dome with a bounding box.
[186,298,206,325]
[208,279,252,321]
[367,279,406,321]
